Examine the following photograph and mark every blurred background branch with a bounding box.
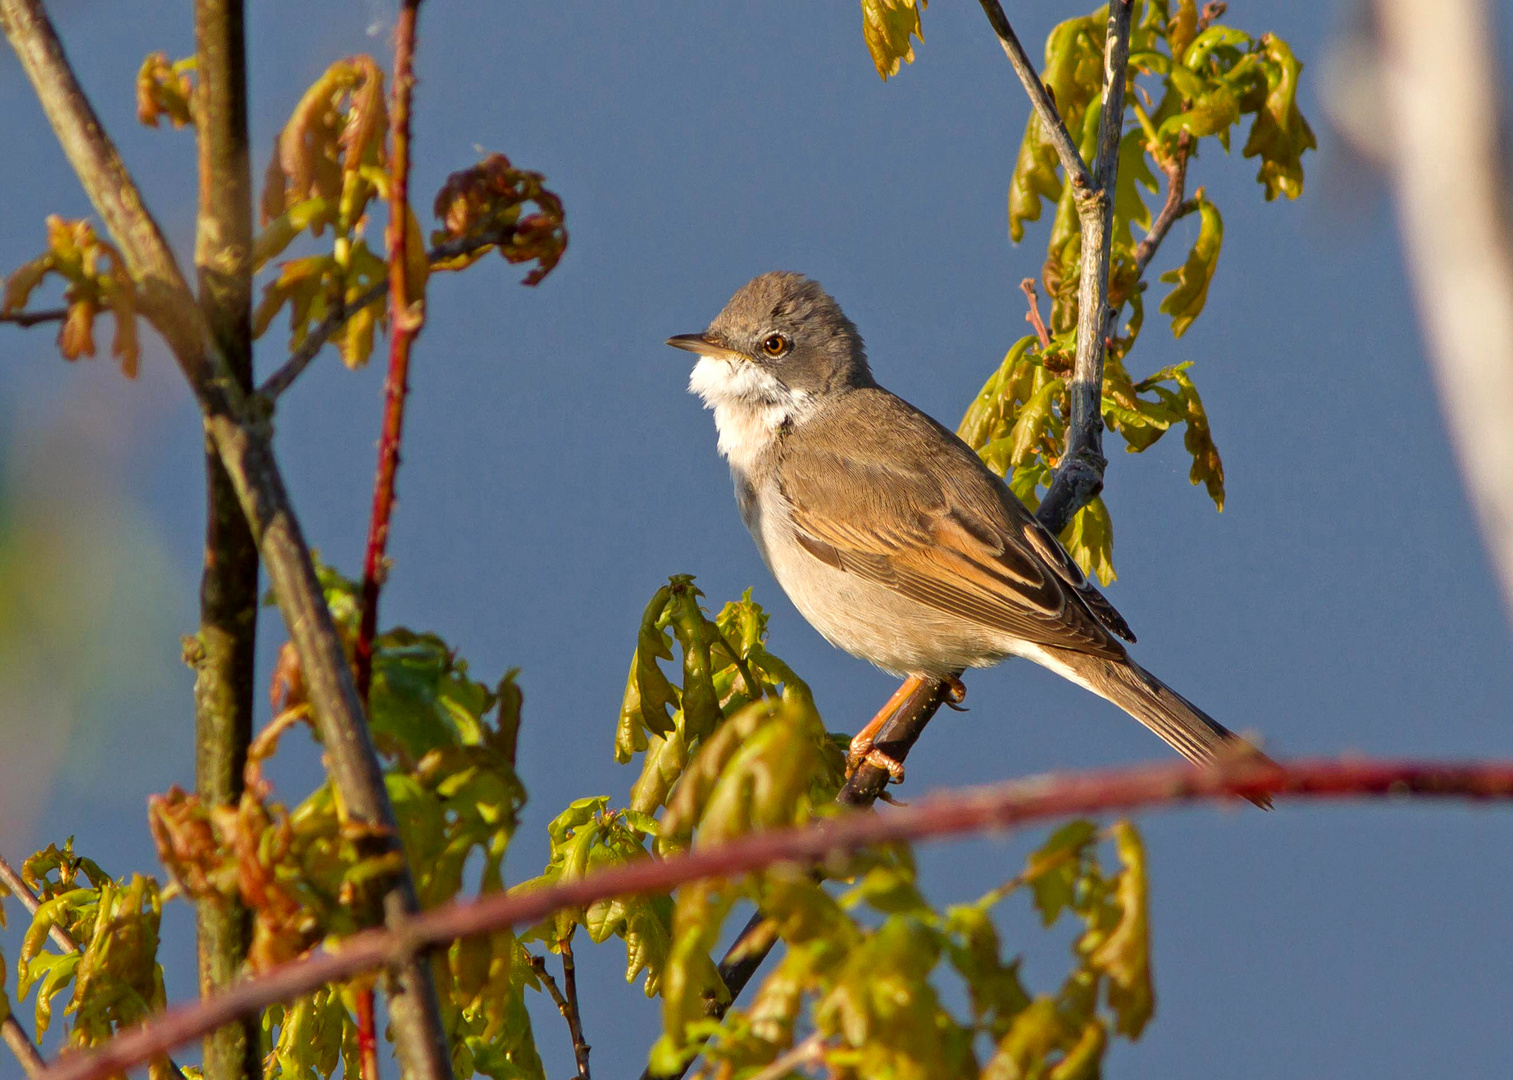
[1372,0,1513,620]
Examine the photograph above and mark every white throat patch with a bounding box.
[688,356,814,472]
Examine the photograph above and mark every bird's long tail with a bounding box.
[1046,648,1274,809]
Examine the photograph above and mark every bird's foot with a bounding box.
[943,672,967,704]
[845,731,906,783]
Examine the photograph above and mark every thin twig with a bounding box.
[254,228,508,402]
[1128,133,1197,294]
[1020,278,1053,349]
[190,4,261,1080]
[1376,0,1513,620]
[0,5,454,1076]
[976,0,1095,192]
[25,757,1513,1080]
[530,944,591,1080]
[527,954,576,1039]
[2,1015,48,1077]
[1035,0,1134,537]
[558,936,591,1080]
[0,307,67,327]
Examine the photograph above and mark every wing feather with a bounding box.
[775,388,1134,658]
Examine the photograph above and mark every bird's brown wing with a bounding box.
[775,388,1133,659]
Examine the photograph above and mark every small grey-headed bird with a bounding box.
[667,271,1265,788]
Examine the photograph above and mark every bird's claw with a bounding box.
[845,734,906,783]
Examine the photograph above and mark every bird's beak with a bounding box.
[665,333,746,363]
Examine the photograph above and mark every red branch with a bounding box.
[354,0,425,699]
[29,757,1513,1080]
[352,2,425,1071]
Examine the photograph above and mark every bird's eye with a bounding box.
[761,333,789,358]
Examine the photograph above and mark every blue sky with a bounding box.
[1,2,1510,1077]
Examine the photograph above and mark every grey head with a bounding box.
[667,272,874,398]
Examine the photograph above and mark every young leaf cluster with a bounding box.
[2,217,140,377]
[650,819,1153,1080]
[957,0,1314,582]
[6,842,175,1080]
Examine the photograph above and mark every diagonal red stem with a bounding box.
[28,757,1513,1080]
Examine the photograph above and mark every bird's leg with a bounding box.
[846,675,927,782]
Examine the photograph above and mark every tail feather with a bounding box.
[1047,648,1273,809]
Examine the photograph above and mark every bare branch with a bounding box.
[1375,0,1513,620]
[1020,278,1054,349]
[189,4,261,1079]
[0,307,67,327]
[2,1015,47,1077]
[1036,0,1134,537]
[31,756,1513,1080]
[531,945,591,1080]
[0,4,452,1074]
[558,937,591,1080]
[1131,141,1194,283]
[976,0,1095,193]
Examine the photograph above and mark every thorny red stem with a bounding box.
[352,2,426,1070]
[355,0,424,700]
[28,757,1513,1080]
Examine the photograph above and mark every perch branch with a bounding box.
[0,4,453,1076]
[27,757,1513,1080]
[1376,0,1513,620]
[1035,0,1133,537]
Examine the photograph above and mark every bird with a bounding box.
[666,271,1269,796]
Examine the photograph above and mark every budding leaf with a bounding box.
[859,0,925,80]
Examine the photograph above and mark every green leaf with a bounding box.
[1007,378,1064,472]
[1058,497,1115,587]
[1241,35,1315,200]
[1113,129,1158,248]
[1024,819,1098,926]
[1158,196,1222,338]
[860,0,926,80]
[1173,368,1225,509]
[1089,822,1155,1037]
[615,583,678,763]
